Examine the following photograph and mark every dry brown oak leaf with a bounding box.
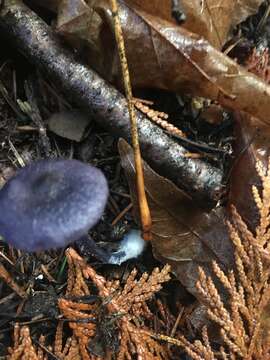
[128,0,264,49]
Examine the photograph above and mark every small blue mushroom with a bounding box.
[0,159,108,252]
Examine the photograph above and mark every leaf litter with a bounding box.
[118,138,233,297]
[1,0,270,359]
[55,0,270,123]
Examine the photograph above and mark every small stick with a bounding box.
[111,202,133,226]
[170,306,184,338]
[41,264,57,283]
[0,250,15,266]
[0,263,27,298]
[110,0,152,241]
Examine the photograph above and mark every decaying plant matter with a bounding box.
[118,138,233,298]
[7,322,82,359]
[4,2,270,360]
[7,324,41,360]
[0,0,224,203]
[8,248,171,359]
[10,157,270,360]
[156,158,270,359]
[54,0,270,124]
[60,248,171,359]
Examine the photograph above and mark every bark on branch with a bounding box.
[0,0,224,203]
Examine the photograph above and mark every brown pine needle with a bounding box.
[110,0,152,241]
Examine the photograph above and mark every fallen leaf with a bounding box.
[130,0,262,49]
[57,0,90,32]
[228,112,270,231]
[35,0,264,49]
[54,0,270,124]
[47,110,92,141]
[118,138,233,297]
[124,0,173,22]
[180,0,263,48]
[233,0,264,27]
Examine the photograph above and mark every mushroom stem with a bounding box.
[75,235,111,263]
[0,0,223,204]
[110,0,152,241]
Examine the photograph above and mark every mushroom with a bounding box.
[0,159,109,252]
[108,229,146,265]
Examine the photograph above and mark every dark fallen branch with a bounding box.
[0,0,224,203]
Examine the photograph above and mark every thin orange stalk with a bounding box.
[110,0,152,240]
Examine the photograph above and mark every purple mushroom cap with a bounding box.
[0,159,108,252]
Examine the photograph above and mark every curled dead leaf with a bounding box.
[180,0,264,48]
[152,0,264,49]
[35,0,264,49]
